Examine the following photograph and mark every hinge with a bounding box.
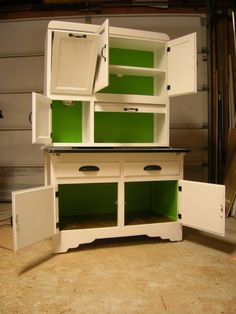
[200,17,207,27]
[178,213,182,219]
[167,47,171,52]
[50,132,52,138]
[178,186,182,192]
[167,85,171,90]
[52,31,55,42]
[56,222,60,229]
[55,191,59,198]
[50,103,53,109]
[198,84,209,92]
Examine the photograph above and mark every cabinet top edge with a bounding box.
[47,20,169,41]
[43,147,189,154]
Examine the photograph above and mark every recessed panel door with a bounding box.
[94,19,109,93]
[12,186,56,251]
[168,33,197,97]
[32,92,52,144]
[179,180,225,236]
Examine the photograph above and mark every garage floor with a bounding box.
[0,203,236,314]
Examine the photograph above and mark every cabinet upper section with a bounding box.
[45,19,197,100]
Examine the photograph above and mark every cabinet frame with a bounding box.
[12,151,225,253]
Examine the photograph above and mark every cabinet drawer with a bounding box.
[56,162,120,179]
[95,103,166,114]
[124,161,180,177]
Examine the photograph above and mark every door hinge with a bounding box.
[52,31,54,42]
[167,85,171,90]
[55,191,59,198]
[167,47,171,52]
[50,132,53,138]
[56,222,60,229]
[178,186,182,192]
[50,103,53,109]
[178,213,182,219]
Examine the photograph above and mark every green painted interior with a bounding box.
[109,48,154,67]
[101,47,154,95]
[94,112,154,143]
[58,183,117,216]
[52,100,82,143]
[125,181,178,221]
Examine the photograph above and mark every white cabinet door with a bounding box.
[179,180,225,236]
[50,19,109,96]
[94,19,109,93]
[32,92,52,144]
[12,186,57,252]
[168,33,197,97]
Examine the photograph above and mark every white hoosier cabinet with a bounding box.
[12,19,225,253]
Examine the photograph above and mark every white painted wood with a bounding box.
[12,186,56,252]
[109,65,166,77]
[94,19,109,93]
[50,30,99,95]
[32,92,52,144]
[55,162,120,179]
[94,93,168,105]
[124,161,180,177]
[52,222,182,253]
[95,102,166,114]
[168,33,197,97]
[179,180,225,236]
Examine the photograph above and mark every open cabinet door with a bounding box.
[12,186,57,252]
[50,28,100,95]
[32,92,52,144]
[94,19,109,93]
[179,180,225,236]
[168,33,197,97]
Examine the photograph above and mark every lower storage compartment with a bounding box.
[58,183,118,230]
[125,180,178,225]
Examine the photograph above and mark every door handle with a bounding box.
[124,107,138,112]
[79,165,100,172]
[143,165,162,171]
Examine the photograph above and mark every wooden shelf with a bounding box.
[109,65,166,77]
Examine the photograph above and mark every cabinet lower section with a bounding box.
[52,222,183,253]
[12,150,225,253]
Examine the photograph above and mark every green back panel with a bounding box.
[125,181,178,220]
[94,112,154,143]
[52,100,82,143]
[109,48,154,67]
[58,183,117,216]
[101,48,154,95]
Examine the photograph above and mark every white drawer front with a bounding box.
[95,103,166,114]
[124,161,180,177]
[56,162,120,178]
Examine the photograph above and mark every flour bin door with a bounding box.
[178,180,225,236]
[168,33,197,97]
[32,92,52,144]
[12,186,57,252]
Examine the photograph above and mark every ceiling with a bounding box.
[0,0,235,19]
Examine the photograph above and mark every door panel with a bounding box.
[50,30,99,95]
[12,186,56,251]
[32,92,52,144]
[94,19,109,93]
[168,33,197,97]
[179,180,225,236]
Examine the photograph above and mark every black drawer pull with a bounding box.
[144,165,162,171]
[79,165,100,172]
[124,107,138,112]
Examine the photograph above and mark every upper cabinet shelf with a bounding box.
[109,65,166,77]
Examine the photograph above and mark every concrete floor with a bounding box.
[0,204,236,314]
